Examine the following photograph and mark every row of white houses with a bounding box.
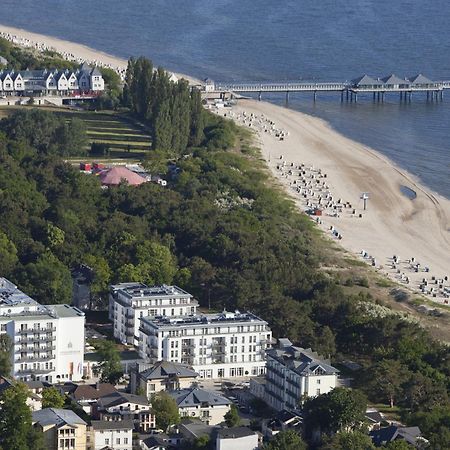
[0,62,104,95]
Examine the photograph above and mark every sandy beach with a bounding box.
[1,23,449,304]
[216,100,450,304]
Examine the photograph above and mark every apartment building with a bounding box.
[138,311,272,379]
[0,278,85,383]
[0,62,104,95]
[109,283,197,346]
[265,338,338,411]
[90,420,133,450]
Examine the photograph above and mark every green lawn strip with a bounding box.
[87,131,150,141]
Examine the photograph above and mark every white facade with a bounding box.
[0,64,105,95]
[0,278,85,383]
[109,283,198,346]
[216,429,259,450]
[265,339,338,411]
[91,421,133,450]
[138,311,272,379]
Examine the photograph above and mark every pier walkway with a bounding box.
[210,74,450,102]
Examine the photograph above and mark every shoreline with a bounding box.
[1,23,449,305]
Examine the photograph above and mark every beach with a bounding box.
[1,23,449,304]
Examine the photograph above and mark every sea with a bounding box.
[1,0,449,198]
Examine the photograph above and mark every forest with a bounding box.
[0,52,448,447]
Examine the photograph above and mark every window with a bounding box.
[105,438,109,445]
[316,389,321,396]
[116,438,121,444]
[317,379,321,385]
[124,438,128,444]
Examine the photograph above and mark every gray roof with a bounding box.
[351,74,381,86]
[381,74,409,85]
[0,56,7,65]
[140,361,198,381]
[91,420,133,431]
[97,392,150,409]
[409,73,434,84]
[32,408,86,427]
[370,426,424,446]
[266,345,338,376]
[91,67,102,76]
[217,427,257,439]
[169,388,231,408]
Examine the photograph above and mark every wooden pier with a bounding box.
[209,74,450,102]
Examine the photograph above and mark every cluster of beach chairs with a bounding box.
[0,31,127,80]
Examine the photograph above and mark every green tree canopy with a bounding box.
[263,430,307,450]
[151,391,180,432]
[224,404,241,427]
[0,333,13,376]
[92,339,123,384]
[320,431,375,449]
[42,387,65,409]
[0,230,18,276]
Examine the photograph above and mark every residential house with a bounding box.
[139,310,271,379]
[91,420,133,450]
[169,387,231,425]
[370,426,429,448]
[261,410,303,439]
[0,277,85,383]
[130,360,198,397]
[216,427,260,450]
[32,408,87,450]
[69,382,117,414]
[96,391,155,432]
[109,283,197,346]
[265,338,338,411]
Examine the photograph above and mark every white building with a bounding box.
[91,420,133,450]
[109,283,198,346]
[265,338,339,411]
[216,427,259,450]
[0,63,105,96]
[138,311,272,379]
[169,387,231,425]
[0,278,85,383]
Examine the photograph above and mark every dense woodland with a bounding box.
[0,50,449,447]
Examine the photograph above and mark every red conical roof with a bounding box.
[99,166,146,186]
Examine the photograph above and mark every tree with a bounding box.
[83,255,112,304]
[0,382,42,450]
[135,241,177,284]
[92,339,123,384]
[0,333,12,376]
[304,388,368,435]
[151,391,180,432]
[0,230,18,276]
[384,441,416,450]
[263,430,307,450]
[42,387,65,409]
[320,431,375,449]
[367,360,409,408]
[224,404,241,427]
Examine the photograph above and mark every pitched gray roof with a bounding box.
[140,361,198,381]
[351,74,381,86]
[32,408,86,427]
[91,420,133,430]
[266,345,338,376]
[169,388,231,408]
[381,74,409,85]
[97,391,150,409]
[408,74,434,84]
[370,426,424,446]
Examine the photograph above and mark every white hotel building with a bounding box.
[0,278,85,383]
[265,338,339,411]
[138,311,272,379]
[109,284,198,346]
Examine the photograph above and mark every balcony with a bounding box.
[16,368,53,375]
[17,327,56,335]
[125,329,135,337]
[16,345,55,353]
[17,354,54,363]
[17,335,56,344]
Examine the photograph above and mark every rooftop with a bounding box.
[217,426,257,439]
[112,283,192,299]
[32,408,86,427]
[139,360,198,381]
[169,388,230,408]
[97,391,150,409]
[91,420,133,431]
[142,310,267,328]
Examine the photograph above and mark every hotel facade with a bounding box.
[138,311,272,379]
[0,278,85,383]
[109,283,198,346]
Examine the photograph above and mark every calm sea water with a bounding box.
[1,0,449,197]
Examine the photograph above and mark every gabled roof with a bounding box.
[91,67,102,76]
[0,377,14,395]
[351,74,381,86]
[381,74,409,85]
[80,62,93,72]
[370,426,423,446]
[140,361,198,381]
[72,383,117,401]
[169,388,231,408]
[408,73,434,84]
[267,344,339,376]
[32,408,86,427]
[97,391,150,409]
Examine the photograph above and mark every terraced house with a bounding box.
[0,62,104,95]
